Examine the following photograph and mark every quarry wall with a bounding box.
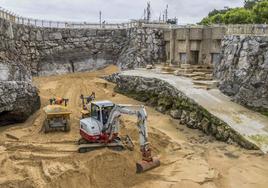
[0,18,40,126]
[0,17,165,125]
[214,35,268,114]
[0,18,165,76]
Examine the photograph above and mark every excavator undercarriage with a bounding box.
[77,135,134,153]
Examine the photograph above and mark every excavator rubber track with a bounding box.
[78,141,125,153]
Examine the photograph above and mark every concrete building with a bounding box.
[164,24,268,66]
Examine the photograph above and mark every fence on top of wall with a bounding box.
[0,6,170,29]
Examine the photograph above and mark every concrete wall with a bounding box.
[165,24,268,66]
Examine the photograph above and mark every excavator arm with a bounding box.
[103,104,160,173]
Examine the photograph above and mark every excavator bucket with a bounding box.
[136,157,160,173]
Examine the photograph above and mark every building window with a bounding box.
[179,53,186,64]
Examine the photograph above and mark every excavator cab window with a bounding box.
[91,104,101,121]
[101,106,113,125]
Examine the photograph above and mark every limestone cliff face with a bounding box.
[214,35,268,113]
[117,28,165,70]
[0,61,40,126]
[0,18,40,126]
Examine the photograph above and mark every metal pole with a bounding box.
[146,2,151,22]
[165,4,168,22]
[99,11,102,28]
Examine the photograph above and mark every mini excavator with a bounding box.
[78,98,160,173]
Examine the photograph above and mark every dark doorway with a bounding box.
[190,51,199,64]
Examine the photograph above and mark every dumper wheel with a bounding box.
[44,121,50,133]
[64,120,70,132]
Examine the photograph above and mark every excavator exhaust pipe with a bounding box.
[136,157,160,173]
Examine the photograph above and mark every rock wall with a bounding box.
[118,28,165,69]
[214,35,268,114]
[0,19,40,126]
[0,17,165,125]
[0,18,165,76]
[0,61,40,126]
[106,74,258,150]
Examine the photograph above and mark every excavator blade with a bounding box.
[136,157,160,173]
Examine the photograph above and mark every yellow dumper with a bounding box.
[43,98,71,133]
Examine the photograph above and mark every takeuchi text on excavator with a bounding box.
[78,99,160,173]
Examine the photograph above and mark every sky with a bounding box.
[0,0,244,24]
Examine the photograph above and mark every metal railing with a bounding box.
[0,6,170,29]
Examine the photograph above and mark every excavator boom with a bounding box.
[103,104,160,173]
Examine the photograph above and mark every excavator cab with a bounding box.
[90,101,114,125]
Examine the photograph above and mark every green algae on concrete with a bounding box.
[249,135,268,146]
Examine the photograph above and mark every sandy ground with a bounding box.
[0,65,268,188]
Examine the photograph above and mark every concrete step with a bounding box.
[191,64,214,69]
[192,68,213,73]
[161,67,176,72]
[193,85,211,90]
[192,72,207,76]
[192,76,213,81]
[193,80,219,88]
[162,71,175,74]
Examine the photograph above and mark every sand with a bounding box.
[0,65,268,188]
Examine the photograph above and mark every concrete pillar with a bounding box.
[185,28,191,64]
[198,29,204,64]
[169,29,176,65]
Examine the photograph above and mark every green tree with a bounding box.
[223,8,253,24]
[199,0,268,25]
[210,14,224,24]
[252,0,268,23]
[199,17,212,25]
[208,8,230,17]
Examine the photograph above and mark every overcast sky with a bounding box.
[0,0,244,24]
